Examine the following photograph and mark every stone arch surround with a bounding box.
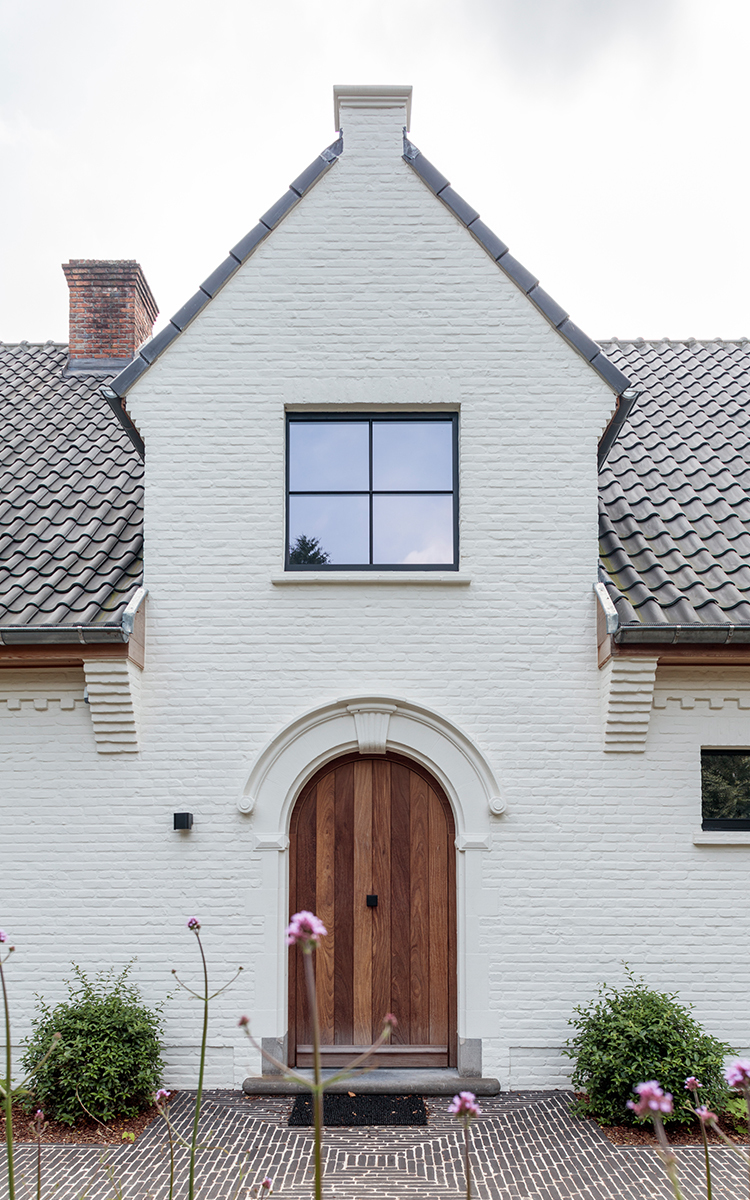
[236,696,505,1076]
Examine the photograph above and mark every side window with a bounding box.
[286,415,458,570]
[701,750,750,829]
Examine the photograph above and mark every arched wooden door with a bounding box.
[288,753,457,1068]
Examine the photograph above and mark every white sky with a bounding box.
[1,0,748,344]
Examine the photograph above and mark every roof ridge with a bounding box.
[600,337,750,347]
[0,341,67,349]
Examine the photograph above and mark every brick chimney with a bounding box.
[62,260,158,374]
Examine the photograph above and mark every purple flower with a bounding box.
[448,1091,481,1119]
[384,1012,398,1028]
[186,917,201,931]
[261,1178,273,1191]
[154,1089,171,1103]
[627,1081,674,1118]
[285,911,327,947]
[684,1076,702,1092]
[238,1015,250,1028]
[725,1059,750,1088]
[0,931,7,943]
[696,1105,718,1123]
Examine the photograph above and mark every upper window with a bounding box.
[286,415,458,570]
[701,750,750,829]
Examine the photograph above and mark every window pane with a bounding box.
[373,495,454,564]
[289,423,369,491]
[372,422,453,491]
[289,495,369,565]
[701,751,750,820]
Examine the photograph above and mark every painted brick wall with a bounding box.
[3,98,748,1092]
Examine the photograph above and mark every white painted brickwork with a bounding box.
[3,95,749,1092]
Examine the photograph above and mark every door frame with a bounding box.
[288,750,457,1068]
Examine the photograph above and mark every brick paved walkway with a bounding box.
[1,1089,747,1199]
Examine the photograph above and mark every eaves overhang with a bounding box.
[0,586,147,646]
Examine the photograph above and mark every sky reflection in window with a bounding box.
[289,422,369,491]
[373,422,453,491]
[287,417,456,567]
[373,495,454,564]
[288,494,369,563]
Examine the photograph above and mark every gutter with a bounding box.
[614,623,750,646]
[0,587,148,645]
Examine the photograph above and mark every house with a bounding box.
[3,85,750,1092]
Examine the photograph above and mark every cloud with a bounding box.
[466,0,679,85]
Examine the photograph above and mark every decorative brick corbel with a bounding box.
[601,657,658,752]
[83,659,142,753]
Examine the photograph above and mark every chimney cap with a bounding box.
[333,85,412,131]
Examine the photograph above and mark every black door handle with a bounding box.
[366,894,378,907]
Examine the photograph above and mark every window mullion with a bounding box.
[369,420,374,565]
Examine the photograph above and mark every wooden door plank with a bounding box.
[390,762,411,1044]
[428,787,449,1045]
[294,785,318,1051]
[371,759,391,1041]
[315,770,336,1043]
[409,770,430,1045]
[334,762,354,1044]
[352,760,373,1043]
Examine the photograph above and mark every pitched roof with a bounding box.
[106,133,632,402]
[598,338,750,642]
[0,342,143,631]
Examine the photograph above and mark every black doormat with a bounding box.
[289,1093,427,1127]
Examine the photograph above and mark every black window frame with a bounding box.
[701,748,750,830]
[285,412,459,571]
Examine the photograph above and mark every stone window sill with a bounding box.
[271,573,471,586]
[692,829,750,845]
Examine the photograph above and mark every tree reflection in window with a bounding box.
[288,534,330,565]
[701,750,750,824]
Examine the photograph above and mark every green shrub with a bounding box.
[21,963,164,1126]
[564,971,732,1126]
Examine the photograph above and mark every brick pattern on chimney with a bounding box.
[62,260,159,362]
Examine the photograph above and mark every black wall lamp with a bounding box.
[173,813,194,831]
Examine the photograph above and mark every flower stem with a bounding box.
[699,1119,713,1200]
[744,1082,750,1200]
[303,948,324,1200]
[0,957,15,1200]
[652,1114,685,1200]
[165,1111,175,1200]
[188,931,210,1200]
[464,1117,472,1200]
[36,1122,41,1200]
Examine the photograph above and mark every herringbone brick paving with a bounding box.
[1,1090,747,1199]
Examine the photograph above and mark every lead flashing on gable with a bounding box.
[402,136,632,398]
[107,139,344,400]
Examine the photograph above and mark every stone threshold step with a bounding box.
[242,1069,500,1096]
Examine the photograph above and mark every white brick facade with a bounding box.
[2,93,749,1091]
